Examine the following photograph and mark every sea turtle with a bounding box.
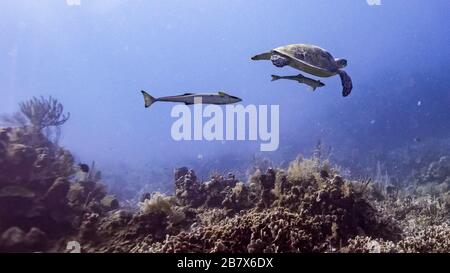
[251,44,353,96]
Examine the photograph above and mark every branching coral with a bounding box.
[286,157,334,185]
[1,96,70,144]
[19,96,70,131]
[139,192,175,215]
[139,192,186,226]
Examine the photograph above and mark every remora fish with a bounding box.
[141,90,242,108]
[271,73,325,91]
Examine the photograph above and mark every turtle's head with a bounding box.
[335,58,348,68]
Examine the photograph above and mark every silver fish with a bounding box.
[271,73,325,91]
[141,90,242,108]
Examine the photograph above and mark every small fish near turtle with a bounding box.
[252,44,353,97]
[271,73,325,91]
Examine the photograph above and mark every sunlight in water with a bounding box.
[0,0,449,254]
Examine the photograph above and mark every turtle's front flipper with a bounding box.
[251,52,272,61]
[338,70,353,97]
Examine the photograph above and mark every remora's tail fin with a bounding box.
[141,90,156,108]
[271,75,281,81]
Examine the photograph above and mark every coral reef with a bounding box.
[344,223,450,253]
[0,126,117,252]
[63,158,404,253]
[342,153,450,253]
[174,167,238,208]
[1,96,70,144]
[18,96,70,131]
[142,159,399,253]
[384,138,450,186]
[1,112,450,252]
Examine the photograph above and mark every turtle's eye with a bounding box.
[336,58,347,67]
[338,59,347,67]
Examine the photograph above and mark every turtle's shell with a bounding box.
[273,44,339,77]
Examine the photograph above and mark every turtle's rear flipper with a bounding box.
[251,52,272,61]
[338,70,353,97]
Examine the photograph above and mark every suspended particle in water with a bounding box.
[417,100,422,106]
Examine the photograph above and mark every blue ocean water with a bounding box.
[1,0,449,188]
